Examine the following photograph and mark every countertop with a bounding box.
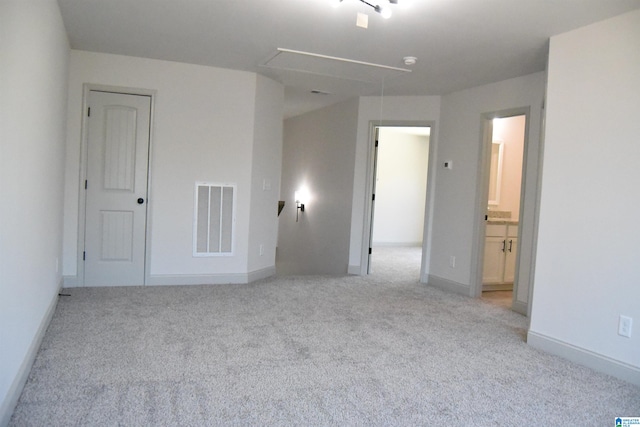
[486,219,519,225]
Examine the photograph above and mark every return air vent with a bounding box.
[193,183,235,256]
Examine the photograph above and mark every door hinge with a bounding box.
[85,180,88,189]
[372,194,376,201]
[87,107,91,117]
[83,251,86,261]
[375,140,379,148]
[369,248,372,255]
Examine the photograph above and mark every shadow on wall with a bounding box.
[276,98,360,276]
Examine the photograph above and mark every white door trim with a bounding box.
[472,107,532,311]
[76,84,156,286]
[360,120,438,280]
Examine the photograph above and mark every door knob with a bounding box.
[137,198,144,204]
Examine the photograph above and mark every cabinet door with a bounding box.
[504,237,518,283]
[483,236,506,284]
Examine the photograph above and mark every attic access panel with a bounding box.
[262,48,411,84]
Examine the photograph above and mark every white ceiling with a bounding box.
[57,0,640,118]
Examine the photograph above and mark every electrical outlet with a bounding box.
[618,315,632,338]
[449,255,456,268]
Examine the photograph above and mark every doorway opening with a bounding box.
[366,125,431,279]
[477,113,527,310]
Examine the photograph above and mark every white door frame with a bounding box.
[471,107,532,312]
[361,120,438,281]
[76,84,156,286]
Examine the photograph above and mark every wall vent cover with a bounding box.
[193,183,236,256]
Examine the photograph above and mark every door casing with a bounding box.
[472,107,531,313]
[361,120,437,280]
[77,84,156,286]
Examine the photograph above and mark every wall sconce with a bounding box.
[295,188,309,222]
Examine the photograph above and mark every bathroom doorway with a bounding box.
[480,114,526,309]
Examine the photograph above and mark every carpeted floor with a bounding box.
[9,247,640,425]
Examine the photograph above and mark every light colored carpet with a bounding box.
[10,247,640,425]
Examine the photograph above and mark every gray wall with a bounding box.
[429,72,545,305]
[64,51,284,285]
[0,1,69,423]
[278,99,359,275]
[349,96,441,275]
[529,9,640,383]
[247,75,284,276]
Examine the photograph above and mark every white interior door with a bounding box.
[84,90,151,286]
[366,127,380,274]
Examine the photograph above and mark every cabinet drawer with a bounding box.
[507,225,519,237]
[486,224,506,237]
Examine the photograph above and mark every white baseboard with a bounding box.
[247,266,276,282]
[147,274,245,286]
[527,330,640,386]
[65,268,275,288]
[148,267,275,286]
[512,299,528,316]
[427,274,472,296]
[1,281,61,427]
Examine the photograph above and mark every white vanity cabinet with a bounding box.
[483,223,518,290]
[503,226,518,283]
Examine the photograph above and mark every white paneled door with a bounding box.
[84,91,151,286]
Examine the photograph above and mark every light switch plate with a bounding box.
[619,315,632,338]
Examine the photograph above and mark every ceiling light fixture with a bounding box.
[334,0,398,19]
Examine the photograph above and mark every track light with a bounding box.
[373,4,392,18]
[334,0,398,19]
[361,0,391,18]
